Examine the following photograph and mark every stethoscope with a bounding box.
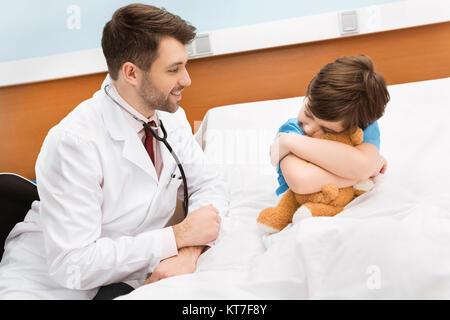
[104,84,188,217]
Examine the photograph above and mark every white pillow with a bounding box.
[194,97,304,215]
[377,77,450,195]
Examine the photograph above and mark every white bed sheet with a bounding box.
[119,77,450,300]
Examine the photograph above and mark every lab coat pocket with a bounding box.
[165,164,183,191]
[164,173,183,214]
[166,174,182,190]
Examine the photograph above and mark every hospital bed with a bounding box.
[0,20,448,300]
[118,76,450,299]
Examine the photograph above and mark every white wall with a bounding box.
[0,0,448,87]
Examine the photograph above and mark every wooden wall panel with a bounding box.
[1,22,449,180]
[0,73,107,180]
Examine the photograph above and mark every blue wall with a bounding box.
[1,0,404,63]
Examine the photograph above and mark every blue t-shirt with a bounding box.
[275,119,380,196]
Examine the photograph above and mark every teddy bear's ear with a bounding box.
[350,127,364,145]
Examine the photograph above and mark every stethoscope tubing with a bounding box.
[104,84,188,216]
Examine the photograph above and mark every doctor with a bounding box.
[0,4,228,299]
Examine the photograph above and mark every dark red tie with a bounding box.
[144,120,157,166]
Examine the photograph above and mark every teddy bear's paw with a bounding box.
[354,179,375,192]
[321,184,339,201]
[292,206,313,224]
[258,222,280,235]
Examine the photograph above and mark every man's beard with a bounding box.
[138,73,179,114]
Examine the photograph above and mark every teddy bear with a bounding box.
[257,127,375,234]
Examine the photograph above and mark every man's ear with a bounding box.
[120,62,140,87]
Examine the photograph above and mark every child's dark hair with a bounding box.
[305,54,390,130]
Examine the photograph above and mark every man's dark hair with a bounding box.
[305,54,390,130]
[102,3,196,80]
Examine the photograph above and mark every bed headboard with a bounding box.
[1,22,449,180]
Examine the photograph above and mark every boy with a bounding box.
[270,55,389,196]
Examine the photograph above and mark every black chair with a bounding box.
[0,173,39,261]
[0,173,133,299]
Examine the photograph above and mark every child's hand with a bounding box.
[379,155,388,174]
[269,132,292,166]
[371,155,387,177]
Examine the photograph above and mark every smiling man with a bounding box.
[0,4,228,300]
[109,36,191,117]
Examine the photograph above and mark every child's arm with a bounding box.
[280,154,360,194]
[273,133,382,181]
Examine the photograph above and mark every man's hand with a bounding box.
[270,133,295,166]
[172,204,221,249]
[144,246,204,285]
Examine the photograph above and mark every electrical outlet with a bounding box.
[339,10,359,35]
[186,42,194,56]
[186,33,213,58]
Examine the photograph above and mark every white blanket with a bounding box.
[119,77,450,300]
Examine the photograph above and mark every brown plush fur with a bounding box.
[257,127,373,233]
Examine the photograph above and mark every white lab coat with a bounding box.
[0,76,229,299]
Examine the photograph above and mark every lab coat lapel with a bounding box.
[99,91,158,182]
[122,133,158,182]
